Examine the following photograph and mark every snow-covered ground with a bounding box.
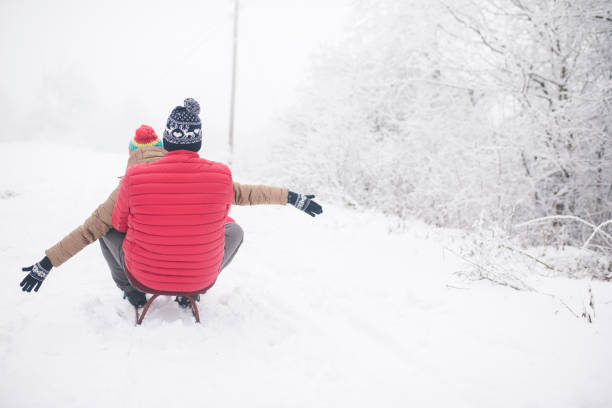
[1,142,612,407]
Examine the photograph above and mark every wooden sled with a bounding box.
[134,294,201,325]
[126,268,214,326]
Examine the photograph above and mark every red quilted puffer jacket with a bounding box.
[112,150,233,294]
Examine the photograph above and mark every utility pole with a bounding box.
[228,0,239,156]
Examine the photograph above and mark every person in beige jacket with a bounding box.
[20,123,322,298]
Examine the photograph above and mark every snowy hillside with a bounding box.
[1,142,612,407]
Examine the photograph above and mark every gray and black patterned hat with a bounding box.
[163,98,202,152]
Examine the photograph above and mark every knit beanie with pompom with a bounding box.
[129,125,163,153]
[163,98,202,152]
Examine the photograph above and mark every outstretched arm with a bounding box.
[232,182,288,206]
[45,186,119,267]
[232,182,322,217]
[21,185,120,293]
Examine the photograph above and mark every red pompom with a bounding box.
[134,125,159,144]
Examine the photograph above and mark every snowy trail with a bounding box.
[1,142,612,407]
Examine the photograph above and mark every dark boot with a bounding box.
[175,295,200,308]
[123,290,147,308]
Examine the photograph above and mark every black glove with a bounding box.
[20,256,52,292]
[288,191,323,217]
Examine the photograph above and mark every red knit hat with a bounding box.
[129,125,163,153]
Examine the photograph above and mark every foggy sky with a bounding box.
[0,0,349,155]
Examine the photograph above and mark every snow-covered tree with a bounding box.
[274,0,612,253]
[445,0,612,244]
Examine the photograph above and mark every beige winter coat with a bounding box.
[45,146,288,267]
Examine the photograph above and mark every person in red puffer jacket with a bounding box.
[105,98,240,307]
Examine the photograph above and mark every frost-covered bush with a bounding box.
[272,0,612,254]
[447,0,612,248]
